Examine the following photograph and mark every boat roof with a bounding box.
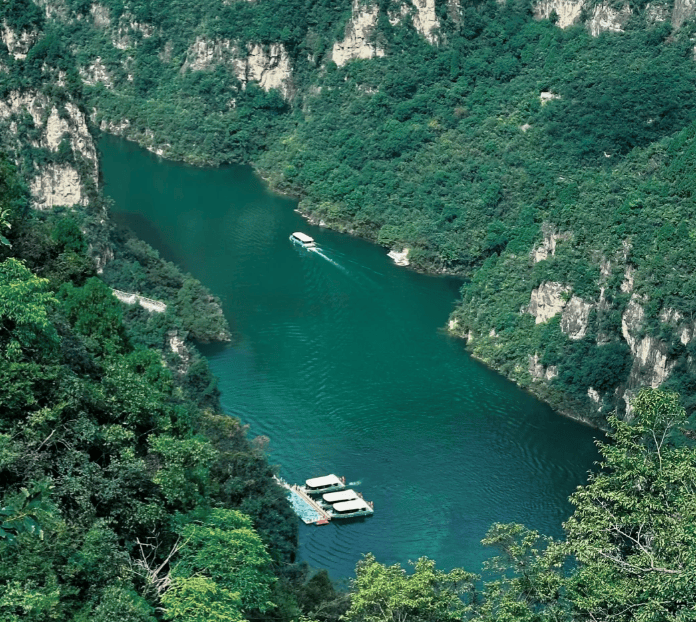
[323,489,358,503]
[333,499,370,512]
[306,474,342,488]
[292,232,314,243]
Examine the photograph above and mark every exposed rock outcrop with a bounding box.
[239,43,293,99]
[331,0,385,67]
[621,294,675,389]
[2,24,39,59]
[183,37,237,71]
[539,91,561,105]
[30,165,86,208]
[168,330,192,375]
[0,91,98,208]
[560,295,593,340]
[587,387,602,411]
[447,0,463,23]
[528,282,571,324]
[533,0,584,28]
[587,2,632,36]
[645,3,670,23]
[529,353,559,381]
[182,39,293,99]
[90,3,111,27]
[672,0,696,28]
[80,57,113,88]
[388,248,410,266]
[411,0,440,44]
[531,224,571,262]
[112,13,155,49]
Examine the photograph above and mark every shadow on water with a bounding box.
[99,133,602,579]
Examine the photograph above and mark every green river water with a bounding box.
[99,134,601,579]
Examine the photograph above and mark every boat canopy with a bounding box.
[333,499,370,513]
[323,489,358,503]
[292,232,315,244]
[305,474,342,489]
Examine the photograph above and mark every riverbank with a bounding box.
[95,126,603,428]
[100,133,601,577]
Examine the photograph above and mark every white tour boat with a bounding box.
[329,498,374,519]
[290,232,316,248]
[302,474,346,495]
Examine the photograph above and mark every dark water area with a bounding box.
[99,134,601,579]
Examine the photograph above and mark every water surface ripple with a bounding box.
[100,135,600,578]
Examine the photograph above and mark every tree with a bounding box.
[0,258,58,360]
[564,388,696,622]
[161,509,276,621]
[344,554,475,622]
[0,483,55,544]
[58,277,127,356]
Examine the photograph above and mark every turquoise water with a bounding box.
[99,134,600,578]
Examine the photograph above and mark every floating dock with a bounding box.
[275,477,332,525]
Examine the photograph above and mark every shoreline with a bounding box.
[99,127,603,430]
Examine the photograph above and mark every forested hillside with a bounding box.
[2,0,696,618]
[8,0,696,423]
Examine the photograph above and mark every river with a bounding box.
[99,134,600,579]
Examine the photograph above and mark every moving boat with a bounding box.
[290,232,316,248]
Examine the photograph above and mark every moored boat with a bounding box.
[322,489,358,504]
[290,232,316,247]
[328,498,374,519]
[302,474,346,495]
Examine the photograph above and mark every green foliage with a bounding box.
[564,388,696,622]
[58,277,127,355]
[473,523,568,622]
[90,586,157,622]
[344,553,475,622]
[166,508,276,617]
[0,483,55,544]
[0,258,58,361]
[51,217,88,255]
[162,576,244,622]
[0,160,296,620]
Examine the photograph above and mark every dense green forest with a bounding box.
[2,0,696,618]
[10,0,696,421]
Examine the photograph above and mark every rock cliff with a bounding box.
[331,0,385,67]
[0,91,98,208]
[182,38,293,99]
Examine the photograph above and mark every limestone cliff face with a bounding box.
[331,0,385,67]
[0,91,98,208]
[560,295,593,340]
[2,23,40,59]
[620,295,676,415]
[529,353,558,382]
[533,0,584,28]
[534,0,695,33]
[531,223,571,262]
[241,44,293,99]
[587,2,632,36]
[79,57,113,88]
[672,0,696,28]
[527,282,571,324]
[182,38,293,99]
[410,0,440,44]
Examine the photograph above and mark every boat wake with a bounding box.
[310,247,348,272]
